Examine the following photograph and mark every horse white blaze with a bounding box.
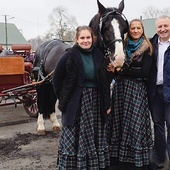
[111,19,125,68]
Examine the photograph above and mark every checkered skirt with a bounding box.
[57,87,110,170]
[108,77,153,167]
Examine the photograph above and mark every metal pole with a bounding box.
[4,15,8,50]
[3,15,14,50]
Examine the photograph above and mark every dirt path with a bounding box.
[0,129,60,170]
[0,105,61,170]
[0,105,169,170]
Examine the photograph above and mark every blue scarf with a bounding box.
[126,38,144,60]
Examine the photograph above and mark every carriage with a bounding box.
[0,0,129,134]
[0,44,39,118]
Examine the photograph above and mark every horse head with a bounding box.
[89,0,129,67]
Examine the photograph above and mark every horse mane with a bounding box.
[89,13,102,51]
[89,14,100,36]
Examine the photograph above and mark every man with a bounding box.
[148,15,170,169]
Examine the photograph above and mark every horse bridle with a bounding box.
[99,10,128,59]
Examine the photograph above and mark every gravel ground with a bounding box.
[0,105,61,170]
[0,105,170,170]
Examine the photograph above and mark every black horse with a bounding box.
[90,0,128,64]
[33,40,70,134]
[33,0,128,134]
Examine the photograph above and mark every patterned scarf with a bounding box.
[126,37,144,60]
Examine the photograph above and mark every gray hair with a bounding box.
[156,15,170,23]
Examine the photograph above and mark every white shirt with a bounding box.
[156,39,170,85]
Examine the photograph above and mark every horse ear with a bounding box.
[97,0,106,15]
[118,0,124,13]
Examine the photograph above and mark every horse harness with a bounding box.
[98,9,129,60]
[34,40,59,82]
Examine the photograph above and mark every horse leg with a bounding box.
[50,112,60,131]
[37,113,46,135]
[50,100,61,131]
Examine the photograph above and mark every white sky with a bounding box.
[0,0,169,40]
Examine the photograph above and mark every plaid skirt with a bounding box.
[57,87,110,170]
[108,77,153,167]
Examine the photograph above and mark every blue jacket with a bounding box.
[148,34,170,102]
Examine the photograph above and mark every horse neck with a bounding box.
[96,38,105,54]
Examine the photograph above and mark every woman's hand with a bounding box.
[112,55,125,68]
[107,63,115,72]
[106,108,111,115]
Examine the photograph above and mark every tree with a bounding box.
[28,36,47,51]
[28,6,77,50]
[47,6,78,41]
[142,6,170,19]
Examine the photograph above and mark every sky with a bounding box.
[0,0,169,40]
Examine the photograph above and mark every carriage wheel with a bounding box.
[23,92,39,118]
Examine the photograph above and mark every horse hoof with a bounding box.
[53,126,60,131]
[37,130,46,135]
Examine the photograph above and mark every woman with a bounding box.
[53,26,111,169]
[108,19,153,170]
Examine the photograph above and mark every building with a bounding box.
[141,18,156,39]
[0,19,156,51]
[0,22,28,50]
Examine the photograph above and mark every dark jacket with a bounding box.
[147,34,170,102]
[52,45,111,126]
[119,39,152,79]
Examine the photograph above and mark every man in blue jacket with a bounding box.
[148,15,170,169]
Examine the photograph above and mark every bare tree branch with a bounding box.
[47,6,78,41]
[142,6,170,19]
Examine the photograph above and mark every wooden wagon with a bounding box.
[0,44,38,117]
